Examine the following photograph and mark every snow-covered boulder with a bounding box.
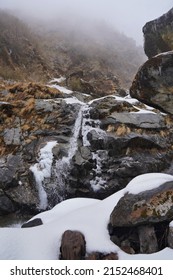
[109,173,173,254]
[110,173,173,227]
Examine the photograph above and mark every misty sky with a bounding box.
[0,0,172,45]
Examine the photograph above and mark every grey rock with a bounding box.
[110,112,165,129]
[0,194,15,214]
[4,128,21,145]
[138,225,158,253]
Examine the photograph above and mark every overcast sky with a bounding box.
[0,0,172,45]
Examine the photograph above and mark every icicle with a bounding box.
[30,141,57,210]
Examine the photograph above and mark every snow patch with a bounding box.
[125,173,173,195]
[49,84,72,94]
[49,76,66,84]
[64,97,85,105]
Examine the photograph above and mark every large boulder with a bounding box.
[110,181,173,227]
[130,51,173,114]
[109,178,173,254]
[143,8,173,58]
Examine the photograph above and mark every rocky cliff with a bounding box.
[0,77,173,218]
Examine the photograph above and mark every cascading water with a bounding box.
[81,105,108,191]
[54,106,83,201]
[30,95,109,209]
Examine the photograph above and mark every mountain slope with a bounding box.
[0,11,51,81]
[39,19,146,88]
[0,11,145,88]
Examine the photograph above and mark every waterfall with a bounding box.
[81,105,107,191]
[54,107,83,201]
[30,141,57,210]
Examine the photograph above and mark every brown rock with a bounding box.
[60,230,86,260]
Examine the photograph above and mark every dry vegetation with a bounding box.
[0,10,51,81]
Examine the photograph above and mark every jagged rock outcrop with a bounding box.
[0,81,80,214]
[130,51,173,114]
[69,95,173,199]
[109,180,173,254]
[143,8,173,58]
[1,78,173,219]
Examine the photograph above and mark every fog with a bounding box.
[0,0,172,45]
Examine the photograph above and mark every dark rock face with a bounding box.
[60,230,86,260]
[0,193,15,214]
[130,51,173,114]
[138,225,158,254]
[69,95,173,199]
[143,8,173,58]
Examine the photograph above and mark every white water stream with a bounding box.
[54,107,83,200]
[30,81,114,208]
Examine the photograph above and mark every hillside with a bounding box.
[0,11,145,88]
[37,18,146,88]
[0,11,51,81]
